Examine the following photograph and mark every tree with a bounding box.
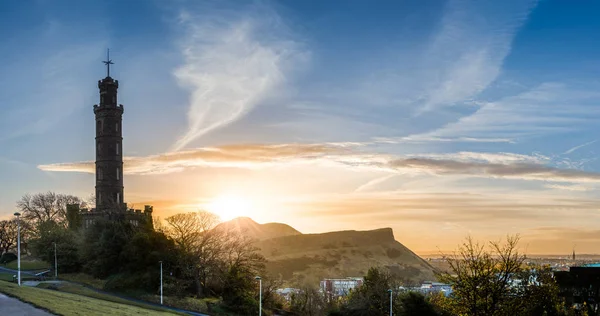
[164,211,222,297]
[436,235,536,316]
[16,192,83,229]
[105,229,178,293]
[397,292,441,316]
[509,265,563,316]
[30,220,80,273]
[218,228,267,313]
[164,211,219,253]
[290,285,328,316]
[341,267,403,316]
[0,219,18,254]
[79,219,135,278]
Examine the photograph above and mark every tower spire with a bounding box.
[102,49,114,77]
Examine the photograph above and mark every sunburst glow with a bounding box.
[206,194,254,221]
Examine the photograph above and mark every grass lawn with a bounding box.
[0,281,180,316]
[36,282,187,315]
[0,272,14,282]
[60,273,107,289]
[4,260,50,270]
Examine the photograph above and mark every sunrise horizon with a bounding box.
[4,0,600,257]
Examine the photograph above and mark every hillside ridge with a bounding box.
[221,217,435,284]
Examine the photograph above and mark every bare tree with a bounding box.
[0,219,18,254]
[164,211,220,252]
[16,192,83,228]
[165,210,223,297]
[437,235,526,316]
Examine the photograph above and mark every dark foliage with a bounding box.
[30,220,81,273]
[0,252,17,264]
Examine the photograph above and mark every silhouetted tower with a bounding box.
[573,249,576,261]
[94,49,124,211]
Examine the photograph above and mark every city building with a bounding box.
[320,277,363,296]
[555,265,600,311]
[69,51,153,229]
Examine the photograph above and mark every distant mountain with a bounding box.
[216,217,302,241]
[220,217,436,284]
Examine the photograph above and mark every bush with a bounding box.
[0,253,17,264]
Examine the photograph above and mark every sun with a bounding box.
[206,194,254,221]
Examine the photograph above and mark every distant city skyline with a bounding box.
[3,0,600,254]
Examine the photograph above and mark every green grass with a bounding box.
[4,260,50,270]
[60,272,107,289]
[36,282,187,315]
[0,281,180,316]
[0,272,14,282]
[61,272,218,314]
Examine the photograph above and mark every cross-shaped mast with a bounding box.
[102,49,114,77]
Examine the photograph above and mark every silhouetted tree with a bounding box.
[17,192,83,230]
[0,219,18,254]
[30,220,80,273]
[436,235,532,316]
[290,285,328,316]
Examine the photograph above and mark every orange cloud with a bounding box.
[38,143,600,183]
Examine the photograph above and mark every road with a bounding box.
[0,293,53,315]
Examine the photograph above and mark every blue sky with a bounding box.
[3,0,600,253]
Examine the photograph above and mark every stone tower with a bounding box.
[93,51,125,212]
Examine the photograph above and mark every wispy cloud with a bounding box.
[39,142,600,183]
[544,183,593,192]
[564,139,597,155]
[39,143,347,175]
[409,83,600,142]
[354,174,397,193]
[415,0,537,114]
[171,5,308,151]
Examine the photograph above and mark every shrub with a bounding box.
[0,252,17,264]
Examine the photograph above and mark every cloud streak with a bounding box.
[415,0,537,114]
[39,142,600,184]
[408,83,600,143]
[564,140,597,155]
[171,5,307,151]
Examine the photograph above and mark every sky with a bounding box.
[3,0,600,254]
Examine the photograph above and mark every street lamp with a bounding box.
[13,212,20,286]
[53,242,57,279]
[159,261,163,305]
[388,289,393,316]
[255,276,262,316]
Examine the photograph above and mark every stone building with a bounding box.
[71,52,153,230]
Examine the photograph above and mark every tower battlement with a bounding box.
[79,50,153,231]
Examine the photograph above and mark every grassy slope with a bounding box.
[0,281,178,316]
[60,273,220,315]
[5,260,50,270]
[258,228,436,285]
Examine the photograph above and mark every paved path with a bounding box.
[0,293,53,315]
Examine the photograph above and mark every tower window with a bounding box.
[116,143,119,155]
[97,167,103,180]
[97,120,102,133]
[98,192,101,204]
[116,193,120,204]
[115,122,119,132]
[116,167,120,180]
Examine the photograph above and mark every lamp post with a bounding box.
[388,289,393,316]
[53,242,58,279]
[159,261,163,305]
[13,212,21,286]
[255,276,262,316]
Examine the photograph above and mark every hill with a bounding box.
[216,217,302,240]
[221,217,436,285]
